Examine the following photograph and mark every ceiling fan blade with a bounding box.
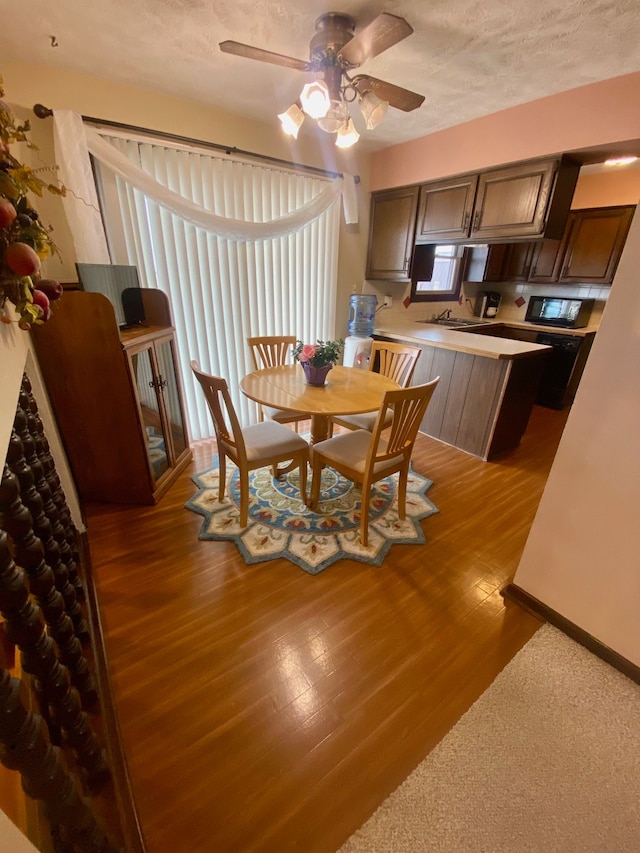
[219,41,310,72]
[338,13,414,67]
[353,76,425,112]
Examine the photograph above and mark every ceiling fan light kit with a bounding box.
[359,91,388,130]
[316,100,349,133]
[277,103,305,139]
[335,118,360,149]
[300,79,332,119]
[220,11,424,149]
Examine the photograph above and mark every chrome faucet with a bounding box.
[432,308,452,321]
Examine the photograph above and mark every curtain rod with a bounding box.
[32,104,360,183]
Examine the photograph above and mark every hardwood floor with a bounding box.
[84,405,568,852]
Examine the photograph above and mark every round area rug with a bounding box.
[185,456,438,574]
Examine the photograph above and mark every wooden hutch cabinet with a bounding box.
[31,288,191,505]
[365,185,419,280]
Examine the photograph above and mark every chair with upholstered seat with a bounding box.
[310,377,440,546]
[331,340,421,433]
[247,335,307,432]
[191,361,309,527]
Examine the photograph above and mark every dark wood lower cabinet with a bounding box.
[376,336,547,459]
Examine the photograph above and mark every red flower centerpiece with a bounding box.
[292,338,344,386]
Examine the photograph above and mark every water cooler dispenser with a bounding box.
[343,294,377,368]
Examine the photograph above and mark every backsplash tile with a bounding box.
[361,276,609,329]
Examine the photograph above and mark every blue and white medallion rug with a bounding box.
[185,456,438,575]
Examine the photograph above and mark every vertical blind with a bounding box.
[95,135,340,440]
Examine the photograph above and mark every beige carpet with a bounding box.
[339,624,640,852]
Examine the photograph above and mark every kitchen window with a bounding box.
[410,244,466,302]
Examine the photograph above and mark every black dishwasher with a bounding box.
[535,332,582,409]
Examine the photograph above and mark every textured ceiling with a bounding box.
[3,0,640,152]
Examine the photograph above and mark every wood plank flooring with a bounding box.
[84,405,568,852]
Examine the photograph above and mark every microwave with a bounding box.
[524,296,594,328]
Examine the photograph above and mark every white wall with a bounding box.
[0,810,39,852]
[513,202,640,666]
[0,313,83,530]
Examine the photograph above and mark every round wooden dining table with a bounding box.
[240,364,400,444]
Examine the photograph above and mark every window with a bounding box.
[410,244,467,302]
[93,133,340,439]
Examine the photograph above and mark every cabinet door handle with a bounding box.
[463,211,470,232]
[472,210,480,232]
[149,376,168,391]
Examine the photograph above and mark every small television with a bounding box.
[75,263,146,330]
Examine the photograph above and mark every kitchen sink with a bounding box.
[419,317,487,328]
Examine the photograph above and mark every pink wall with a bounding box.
[572,169,640,208]
[371,72,640,191]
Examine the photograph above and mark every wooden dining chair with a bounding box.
[310,377,440,546]
[331,340,422,433]
[247,335,307,432]
[190,361,309,527]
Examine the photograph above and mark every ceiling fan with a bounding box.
[219,12,424,147]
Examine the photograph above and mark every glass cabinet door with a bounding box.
[128,345,170,484]
[153,336,188,461]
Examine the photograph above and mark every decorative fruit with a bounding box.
[0,197,16,228]
[32,288,50,313]
[35,278,63,301]
[18,319,32,331]
[32,303,51,322]
[3,241,41,276]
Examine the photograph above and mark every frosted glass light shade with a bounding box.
[300,80,331,119]
[335,118,360,149]
[278,104,304,138]
[317,100,349,133]
[360,91,388,130]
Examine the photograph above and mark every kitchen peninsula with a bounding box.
[372,320,551,460]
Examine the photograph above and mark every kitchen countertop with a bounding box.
[373,318,598,360]
[373,319,546,360]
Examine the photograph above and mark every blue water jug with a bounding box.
[348,294,377,337]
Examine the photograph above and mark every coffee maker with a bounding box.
[475,290,502,318]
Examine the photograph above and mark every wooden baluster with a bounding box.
[0,664,117,852]
[0,471,109,790]
[5,425,97,709]
[18,381,89,624]
[20,374,85,602]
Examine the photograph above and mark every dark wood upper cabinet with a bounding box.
[500,242,536,280]
[415,174,478,242]
[471,158,578,240]
[529,205,635,285]
[559,205,635,283]
[414,156,580,244]
[465,242,535,283]
[527,237,564,283]
[468,205,635,286]
[366,185,419,280]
